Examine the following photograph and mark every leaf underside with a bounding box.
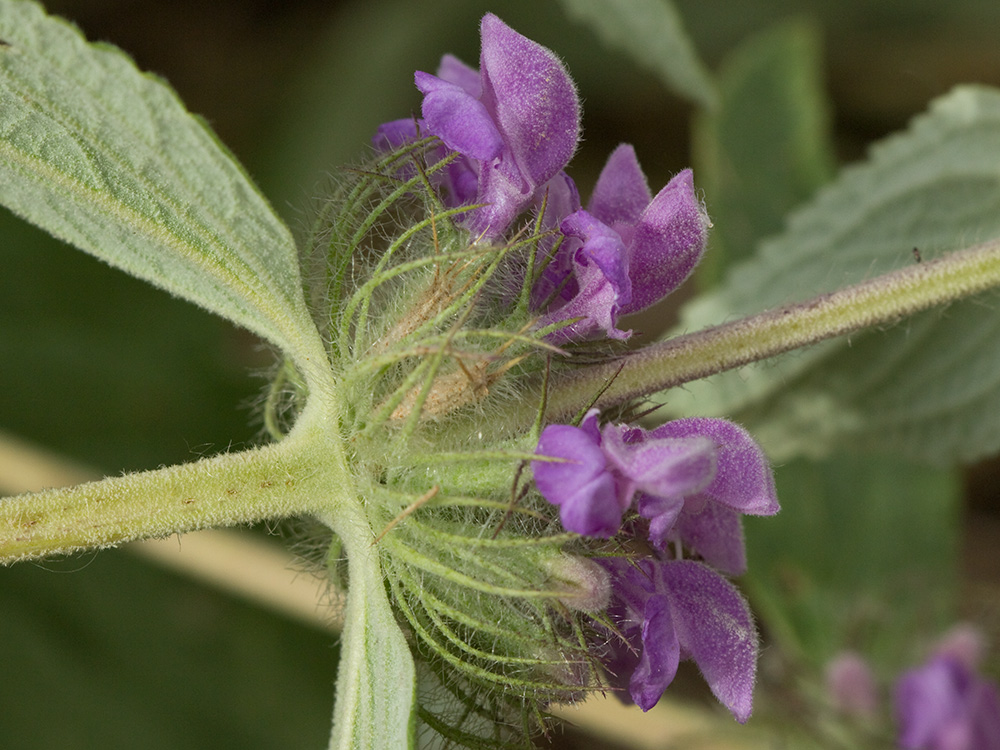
[671,85,1000,464]
[0,0,315,359]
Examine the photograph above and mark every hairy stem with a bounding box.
[545,237,1000,419]
[320,500,417,750]
[0,403,341,564]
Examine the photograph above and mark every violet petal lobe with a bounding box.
[373,117,421,151]
[600,423,717,506]
[640,496,685,550]
[597,557,657,703]
[467,14,580,238]
[416,71,504,162]
[587,143,653,232]
[478,13,580,189]
[436,53,482,96]
[672,501,748,575]
[537,171,582,233]
[631,594,681,711]
[533,422,623,537]
[558,473,621,539]
[539,210,632,342]
[663,559,759,723]
[650,418,779,517]
[620,169,710,315]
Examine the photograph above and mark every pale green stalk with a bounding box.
[543,237,1000,419]
[0,398,346,565]
[319,503,417,750]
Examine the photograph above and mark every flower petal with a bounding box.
[558,473,622,538]
[621,169,710,314]
[640,496,684,549]
[533,422,623,537]
[587,143,653,231]
[436,53,482,96]
[673,501,748,575]
[478,13,580,188]
[601,423,716,504]
[416,71,503,162]
[651,418,778,516]
[373,117,421,150]
[663,560,759,723]
[631,595,680,711]
[539,210,632,342]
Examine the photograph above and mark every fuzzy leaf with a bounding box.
[557,0,717,109]
[328,540,416,750]
[693,19,834,286]
[0,1,317,361]
[665,85,1000,464]
[745,453,960,668]
[0,548,337,750]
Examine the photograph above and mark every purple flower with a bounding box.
[636,417,779,575]
[936,624,988,673]
[532,412,623,537]
[532,410,717,538]
[535,209,634,341]
[599,557,759,721]
[826,651,880,719]
[535,145,711,342]
[532,411,778,572]
[376,14,580,239]
[895,655,1000,750]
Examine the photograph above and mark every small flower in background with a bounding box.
[825,626,1000,749]
[895,628,1000,750]
[936,623,988,673]
[826,651,880,719]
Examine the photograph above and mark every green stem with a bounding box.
[0,401,341,564]
[545,237,1000,419]
[320,501,417,750]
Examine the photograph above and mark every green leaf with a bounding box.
[327,523,416,750]
[0,1,319,363]
[0,207,259,472]
[0,547,337,750]
[556,0,717,109]
[666,85,1000,463]
[693,19,835,286]
[745,453,960,669]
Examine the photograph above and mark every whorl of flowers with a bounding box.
[281,13,778,745]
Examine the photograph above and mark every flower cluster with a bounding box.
[375,13,710,344]
[825,625,1000,749]
[895,627,1000,750]
[533,411,778,720]
[370,10,778,736]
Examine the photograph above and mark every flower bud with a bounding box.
[825,651,880,719]
[545,553,611,612]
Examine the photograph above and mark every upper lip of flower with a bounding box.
[408,13,581,240]
[532,410,778,555]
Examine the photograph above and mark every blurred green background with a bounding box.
[3,1,1000,747]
